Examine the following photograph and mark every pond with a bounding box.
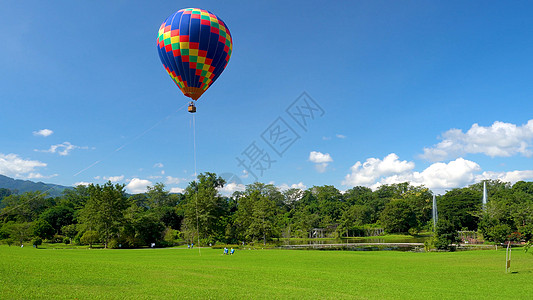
[284,244,424,252]
[277,236,431,251]
[281,236,430,245]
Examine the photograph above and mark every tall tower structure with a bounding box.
[482,181,488,210]
[432,194,438,230]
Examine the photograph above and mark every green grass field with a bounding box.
[1,245,532,299]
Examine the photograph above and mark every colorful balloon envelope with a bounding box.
[157,8,233,101]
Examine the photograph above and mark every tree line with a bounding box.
[1,173,532,248]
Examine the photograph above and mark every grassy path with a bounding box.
[1,245,532,299]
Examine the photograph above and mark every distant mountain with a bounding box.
[0,175,72,198]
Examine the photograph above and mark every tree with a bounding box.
[182,173,227,245]
[235,188,280,245]
[434,219,460,251]
[337,204,373,237]
[487,224,512,244]
[370,183,416,223]
[519,224,533,242]
[0,191,53,222]
[233,190,255,241]
[311,185,345,226]
[282,188,304,211]
[61,224,78,244]
[380,199,417,233]
[158,206,183,229]
[344,186,374,206]
[0,222,15,245]
[290,206,320,238]
[251,192,279,245]
[33,219,55,240]
[478,216,512,244]
[1,221,33,245]
[469,179,511,194]
[80,230,99,248]
[438,188,481,230]
[146,183,174,209]
[475,180,533,243]
[144,183,182,230]
[239,182,285,211]
[0,188,13,206]
[132,213,166,246]
[60,185,90,210]
[512,181,533,195]
[79,182,129,248]
[39,205,74,234]
[0,223,9,240]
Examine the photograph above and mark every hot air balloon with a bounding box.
[157,8,233,113]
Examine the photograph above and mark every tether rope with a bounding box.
[193,113,201,256]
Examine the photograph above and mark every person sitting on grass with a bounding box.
[224,247,228,255]
[230,248,235,255]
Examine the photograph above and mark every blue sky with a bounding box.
[1,1,533,195]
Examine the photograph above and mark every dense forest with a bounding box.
[1,173,532,248]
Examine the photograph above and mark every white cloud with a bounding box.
[74,181,91,186]
[27,173,58,180]
[278,182,307,191]
[165,176,184,185]
[323,134,346,140]
[153,163,164,168]
[476,170,533,184]
[33,129,53,137]
[170,187,185,194]
[103,175,124,182]
[309,151,333,173]
[343,154,533,194]
[0,153,47,178]
[36,141,88,156]
[126,178,153,194]
[336,134,346,139]
[309,151,333,163]
[342,154,491,193]
[409,158,481,191]
[218,182,246,196]
[421,120,533,161]
[342,153,415,186]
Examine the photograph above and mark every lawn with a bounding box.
[1,245,532,299]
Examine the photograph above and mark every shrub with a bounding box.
[508,232,523,242]
[519,224,533,242]
[434,236,456,251]
[80,230,99,247]
[61,224,78,242]
[107,239,121,249]
[423,239,433,252]
[50,234,64,243]
[485,224,512,244]
[163,228,181,245]
[434,219,459,251]
[32,237,42,248]
[4,238,15,247]
[408,227,420,236]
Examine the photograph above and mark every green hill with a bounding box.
[0,174,71,198]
